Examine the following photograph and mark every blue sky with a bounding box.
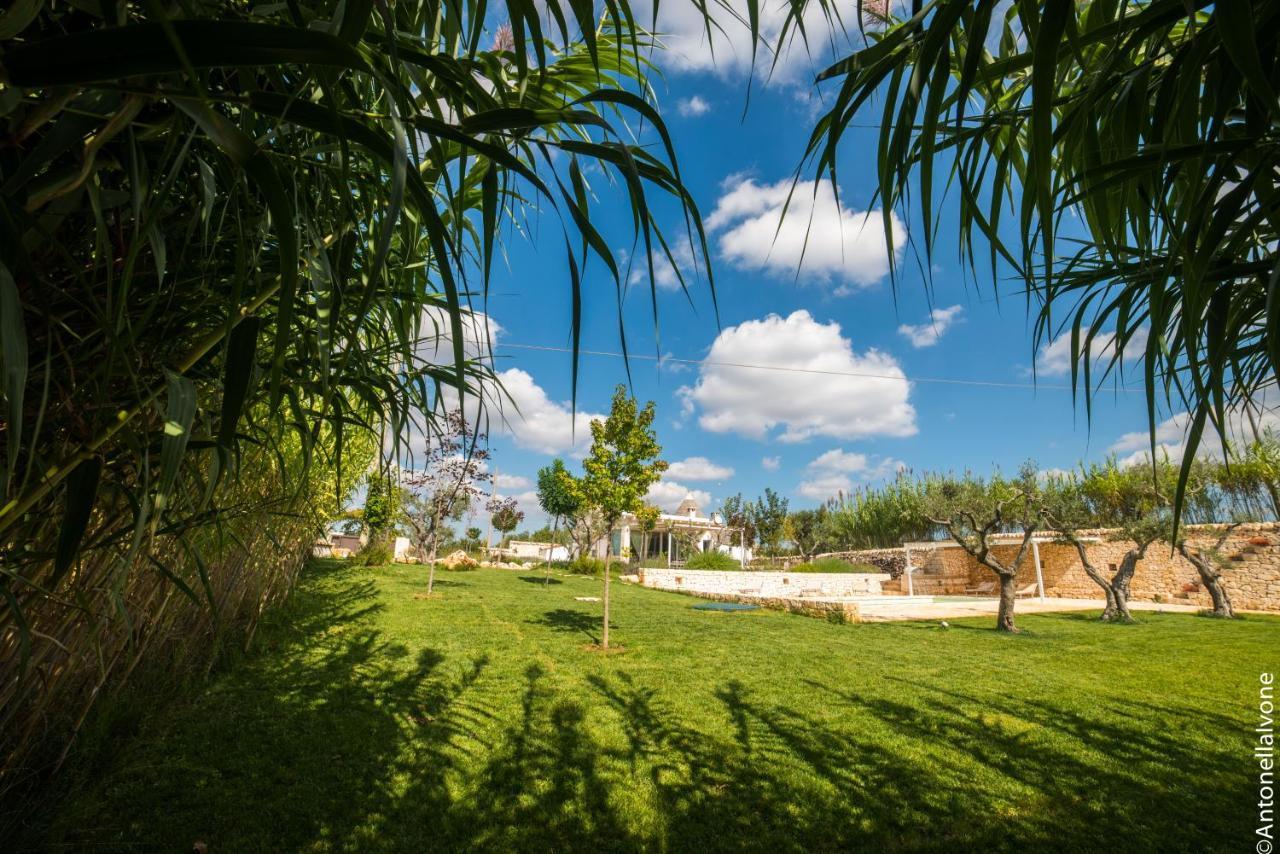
[441,12,1168,529]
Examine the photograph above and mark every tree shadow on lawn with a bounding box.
[517,575,563,585]
[529,608,602,644]
[30,565,1257,852]
[805,675,1253,851]
[32,565,493,853]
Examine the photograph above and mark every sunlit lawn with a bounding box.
[33,560,1279,851]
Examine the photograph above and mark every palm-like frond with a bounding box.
[0,0,709,792]
[0,2,707,571]
[799,0,1278,528]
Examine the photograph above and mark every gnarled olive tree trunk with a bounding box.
[933,514,1041,634]
[995,571,1019,632]
[1066,536,1152,623]
[1177,538,1236,619]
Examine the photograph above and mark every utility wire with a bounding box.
[493,342,1144,393]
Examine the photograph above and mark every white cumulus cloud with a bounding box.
[414,306,500,366]
[646,480,713,513]
[494,473,531,490]
[797,449,905,499]
[678,310,917,443]
[761,456,781,471]
[677,95,712,116]
[1109,402,1280,468]
[707,177,907,290]
[486,368,605,456]
[628,234,699,292]
[629,0,871,84]
[1036,326,1149,378]
[665,456,735,481]
[898,304,963,348]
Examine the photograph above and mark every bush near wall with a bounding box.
[814,548,908,578]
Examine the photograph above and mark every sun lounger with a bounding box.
[964,581,996,595]
[1015,583,1039,598]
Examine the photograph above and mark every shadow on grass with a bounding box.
[25,562,1258,852]
[529,608,601,644]
[517,575,563,585]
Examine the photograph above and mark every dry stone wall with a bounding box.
[880,523,1280,610]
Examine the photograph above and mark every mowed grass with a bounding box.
[30,560,1279,852]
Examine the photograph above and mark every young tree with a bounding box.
[721,494,757,568]
[786,507,830,562]
[721,493,757,565]
[465,527,483,551]
[536,458,583,582]
[924,465,1046,633]
[402,411,491,595]
[580,386,668,649]
[487,497,524,549]
[752,489,790,558]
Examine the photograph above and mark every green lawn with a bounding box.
[30,560,1279,852]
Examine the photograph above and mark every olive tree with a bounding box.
[924,465,1046,633]
[786,507,830,562]
[580,386,667,650]
[1045,462,1168,624]
[752,489,790,559]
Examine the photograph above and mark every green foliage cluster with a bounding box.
[564,556,605,577]
[821,475,932,551]
[684,550,740,571]
[0,0,707,793]
[580,387,667,532]
[806,0,1280,523]
[793,558,880,574]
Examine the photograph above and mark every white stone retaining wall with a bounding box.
[639,567,892,598]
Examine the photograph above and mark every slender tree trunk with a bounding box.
[426,507,441,595]
[545,517,557,585]
[995,572,1019,633]
[1178,542,1235,618]
[602,543,612,649]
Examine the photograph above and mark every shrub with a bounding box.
[685,550,741,571]
[356,539,394,567]
[566,556,606,576]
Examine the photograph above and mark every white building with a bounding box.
[599,494,750,566]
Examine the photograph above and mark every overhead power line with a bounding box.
[494,342,1144,393]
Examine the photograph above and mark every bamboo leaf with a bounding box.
[218,317,261,448]
[0,21,369,86]
[53,456,102,582]
[0,260,26,498]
